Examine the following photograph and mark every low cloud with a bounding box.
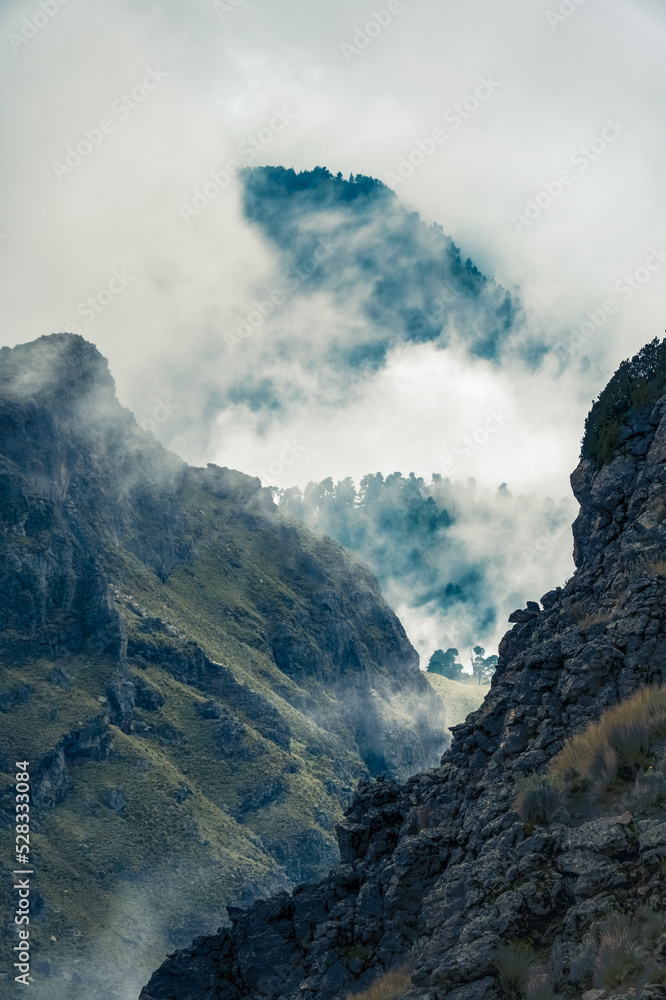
[0,0,664,652]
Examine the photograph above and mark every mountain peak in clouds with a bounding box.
[242,164,395,210]
[238,164,533,379]
[0,332,115,404]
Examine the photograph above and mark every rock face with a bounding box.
[0,334,447,999]
[141,364,666,999]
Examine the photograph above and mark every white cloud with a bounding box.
[1,0,665,632]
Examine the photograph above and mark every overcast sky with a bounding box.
[1,0,665,545]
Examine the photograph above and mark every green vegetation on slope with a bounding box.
[0,491,376,997]
[0,650,293,999]
[425,673,490,731]
[513,685,666,824]
[506,686,666,998]
[278,473,573,655]
[582,337,666,467]
[240,165,524,368]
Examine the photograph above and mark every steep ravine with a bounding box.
[141,347,666,1000]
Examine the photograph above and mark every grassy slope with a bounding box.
[425,673,490,731]
[0,477,402,998]
[0,654,291,999]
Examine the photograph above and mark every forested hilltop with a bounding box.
[240,165,524,368]
[277,473,574,659]
[214,165,547,423]
[151,164,552,503]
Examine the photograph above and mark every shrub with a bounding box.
[413,803,436,831]
[495,942,535,997]
[567,602,608,629]
[566,601,587,625]
[409,936,430,960]
[577,612,608,630]
[346,968,412,1000]
[581,337,666,467]
[633,905,666,948]
[514,774,562,826]
[549,686,666,803]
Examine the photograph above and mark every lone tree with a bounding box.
[427,648,464,680]
[470,646,498,685]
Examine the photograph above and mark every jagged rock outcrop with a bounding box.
[141,358,666,1000]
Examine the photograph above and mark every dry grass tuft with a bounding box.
[652,497,666,524]
[576,611,609,629]
[564,909,666,993]
[549,686,666,803]
[497,909,666,998]
[648,558,666,575]
[651,498,666,524]
[566,601,609,629]
[630,550,666,577]
[495,942,535,997]
[592,913,646,991]
[523,978,557,1000]
[520,958,559,1000]
[633,905,666,947]
[346,968,412,1000]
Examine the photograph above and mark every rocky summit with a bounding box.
[0,334,446,999]
[142,340,666,1000]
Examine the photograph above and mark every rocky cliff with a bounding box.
[141,339,666,1000]
[0,334,447,999]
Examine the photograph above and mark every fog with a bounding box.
[2,3,665,995]
[1,0,664,506]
